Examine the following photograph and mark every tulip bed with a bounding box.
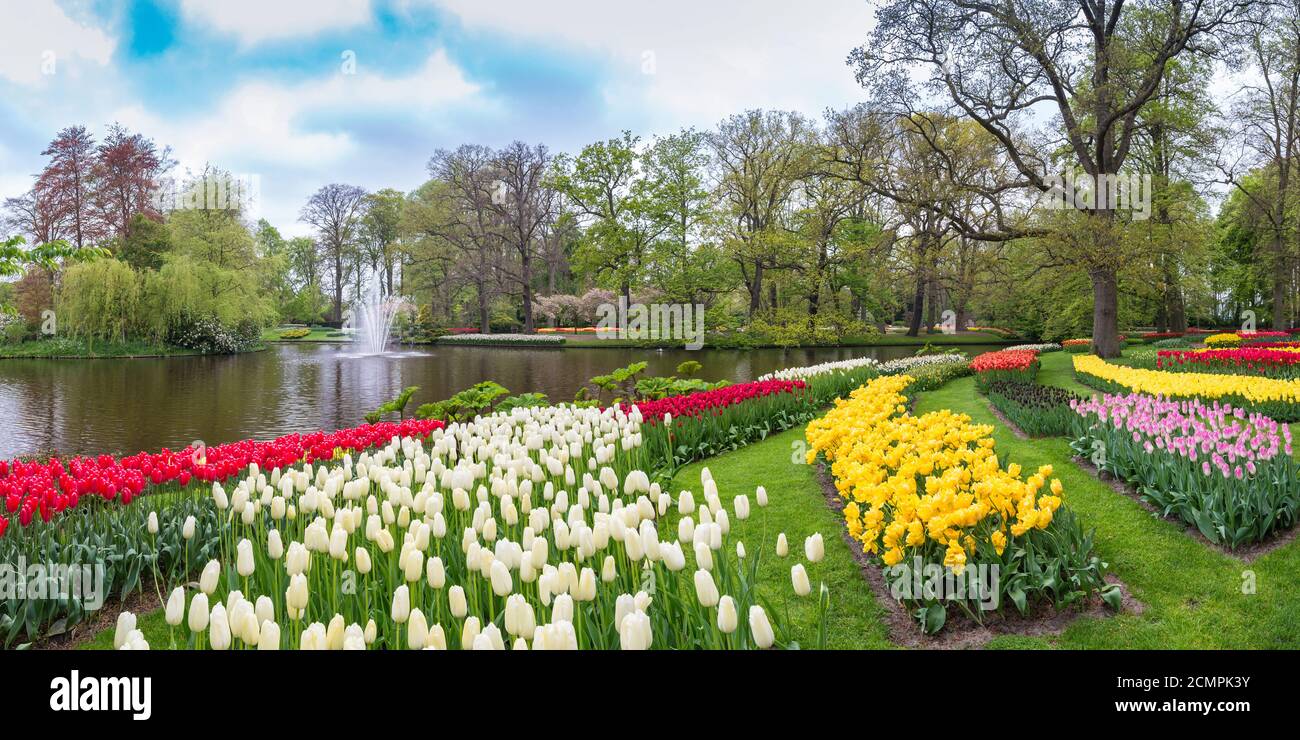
[1069,393,1299,548]
[1063,339,1092,353]
[1073,354,1300,421]
[806,375,1118,633]
[1156,346,1300,379]
[109,404,822,650]
[759,357,881,404]
[985,382,1079,437]
[970,349,1040,393]
[0,419,446,645]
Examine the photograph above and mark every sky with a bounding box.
[0,0,877,236]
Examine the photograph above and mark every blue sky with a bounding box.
[0,0,875,235]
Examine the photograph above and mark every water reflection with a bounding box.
[0,342,999,458]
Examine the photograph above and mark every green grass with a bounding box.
[261,326,350,342]
[0,337,207,358]
[668,425,893,649]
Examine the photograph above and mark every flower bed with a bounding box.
[806,375,1116,632]
[1069,393,1298,548]
[0,419,446,530]
[436,333,566,346]
[627,380,814,469]
[1073,354,1300,421]
[1156,346,1300,379]
[0,418,445,645]
[969,349,1040,392]
[759,357,880,406]
[104,405,819,650]
[1063,338,1092,353]
[1203,333,1242,347]
[1005,343,1062,353]
[986,382,1078,437]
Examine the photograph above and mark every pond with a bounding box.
[0,342,1003,459]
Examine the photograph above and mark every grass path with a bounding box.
[669,426,893,649]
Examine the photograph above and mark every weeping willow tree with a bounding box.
[58,258,140,342]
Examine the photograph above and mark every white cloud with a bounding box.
[428,0,874,127]
[101,49,482,233]
[178,0,374,46]
[0,0,115,85]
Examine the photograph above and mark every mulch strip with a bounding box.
[814,464,1141,649]
[1071,457,1300,563]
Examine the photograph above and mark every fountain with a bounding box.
[350,269,402,355]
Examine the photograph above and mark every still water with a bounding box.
[0,342,1001,459]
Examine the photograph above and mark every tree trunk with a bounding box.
[478,284,490,334]
[333,251,343,323]
[906,273,925,337]
[748,261,764,317]
[521,248,535,333]
[1273,235,1289,330]
[1090,267,1121,358]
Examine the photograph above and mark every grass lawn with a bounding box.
[0,337,209,358]
[669,425,893,650]
[261,326,351,342]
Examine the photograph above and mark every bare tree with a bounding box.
[300,183,368,323]
[426,146,505,332]
[490,141,558,333]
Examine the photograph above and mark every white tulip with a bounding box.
[426,556,445,588]
[114,611,137,649]
[355,546,372,575]
[255,595,274,626]
[693,569,719,607]
[749,605,775,648]
[267,529,284,560]
[734,494,750,520]
[147,512,159,535]
[756,485,768,507]
[792,563,811,596]
[717,595,738,633]
[286,573,309,612]
[776,532,789,557]
[209,603,231,650]
[199,559,220,595]
[408,608,429,649]
[258,620,281,650]
[188,593,209,633]
[619,610,652,650]
[805,532,824,563]
[449,585,467,618]
[182,515,196,540]
[490,559,513,596]
[236,539,255,577]
[461,616,481,649]
[391,584,411,624]
[601,555,617,582]
[164,587,185,626]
